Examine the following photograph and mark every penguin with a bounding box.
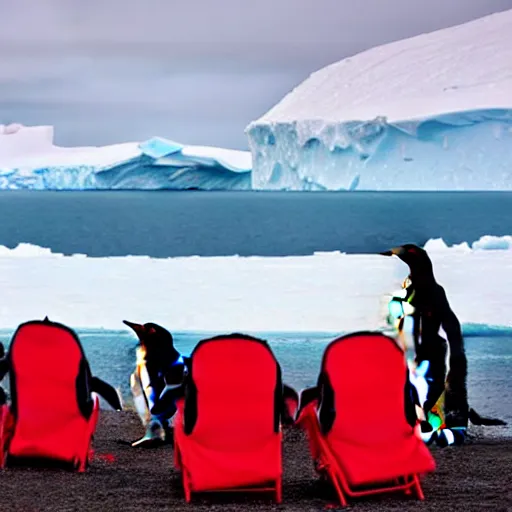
[381,244,506,442]
[123,320,187,447]
[126,324,300,434]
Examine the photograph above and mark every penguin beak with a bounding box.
[380,246,405,257]
[123,320,146,339]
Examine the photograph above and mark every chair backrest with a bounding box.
[7,320,94,457]
[183,334,282,449]
[318,331,416,444]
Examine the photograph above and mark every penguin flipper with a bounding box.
[151,383,184,416]
[0,357,9,381]
[90,376,123,411]
[283,383,299,403]
[469,408,507,426]
[282,384,299,424]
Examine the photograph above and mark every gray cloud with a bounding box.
[1,0,511,148]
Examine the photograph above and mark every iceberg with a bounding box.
[246,9,512,191]
[0,125,252,190]
[0,235,510,332]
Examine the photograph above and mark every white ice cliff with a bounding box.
[246,9,512,191]
[0,124,252,190]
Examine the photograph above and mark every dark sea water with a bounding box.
[0,190,511,257]
[0,190,510,435]
[0,329,510,436]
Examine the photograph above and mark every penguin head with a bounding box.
[380,244,434,281]
[123,320,174,354]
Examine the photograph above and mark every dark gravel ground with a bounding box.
[0,411,510,512]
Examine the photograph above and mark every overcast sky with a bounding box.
[1,0,511,149]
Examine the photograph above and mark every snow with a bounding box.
[250,10,512,125]
[246,9,512,191]
[0,236,510,333]
[0,125,251,190]
[0,125,140,168]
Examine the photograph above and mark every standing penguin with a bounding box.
[381,245,469,432]
[124,321,187,447]
[382,244,469,422]
[381,244,505,445]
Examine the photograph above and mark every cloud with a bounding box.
[1,0,511,147]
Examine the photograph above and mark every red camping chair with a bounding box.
[173,334,283,503]
[0,320,100,472]
[297,331,435,507]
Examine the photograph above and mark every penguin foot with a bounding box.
[163,423,174,446]
[131,419,166,448]
[419,420,438,445]
[436,428,467,448]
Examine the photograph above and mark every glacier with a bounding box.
[0,124,251,190]
[246,9,512,191]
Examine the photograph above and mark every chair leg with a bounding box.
[275,476,282,504]
[78,457,87,473]
[77,437,91,473]
[403,476,413,495]
[174,445,181,470]
[0,415,5,469]
[0,406,13,469]
[183,470,192,503]
[413,474,425,500]
[77,398,99,473]
[77,433,94,472]
[330,471,348,507]
[0,441,5,469]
